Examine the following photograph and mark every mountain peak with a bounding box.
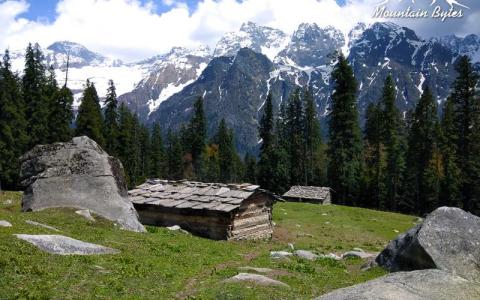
[47,41,96,56]
[213,22,288,60]
[168,45,211,58]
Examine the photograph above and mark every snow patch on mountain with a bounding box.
[214,21,289,60]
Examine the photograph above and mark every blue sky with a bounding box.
[18,0,347,22]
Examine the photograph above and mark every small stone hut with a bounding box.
[129,179,276,240]
[282,186,331,204]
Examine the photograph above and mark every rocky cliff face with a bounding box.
[148,48,274,154]
[118,46,211,121]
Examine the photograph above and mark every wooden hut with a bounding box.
[129,179,276,240]
[282,186,331,204]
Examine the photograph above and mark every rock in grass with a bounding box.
[75,209,95,221]
[225,273,289,287]
[294,250,319,260]
[25,220,60,232]
[19,136,145,232]
[376,206,480,281]
[270,251,292,259]
[14,234,119,255]
[238,266,274,273]
[342,251,377,259]
[319,253,342,261]
[0,220,12,227]
[315,269,480,300]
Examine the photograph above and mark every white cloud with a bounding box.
[0,0,478,62]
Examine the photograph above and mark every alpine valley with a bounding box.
[10,21,480,154]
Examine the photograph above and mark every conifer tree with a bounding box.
[47,65,73,143]
[23,43,49,147]
[166,129,184,180]
[244,153,257,184]
[303,88,326,186]
[363,102,385,209]
[440,98,462,207]
[449,56,480,214]
[188,96,207,179]
[0,50,28,189]
[150,122,167,178]
[403,87,440,214]
[103,80,119,156]
[48,86,73,142]
[138,122,151,183]
[380,75,406,211]
[286,89,305,185]
[257,92,276,190]
[75,80,105,146]
[327,53,363,205]
[215,119,234,183]
[272,101,291,193]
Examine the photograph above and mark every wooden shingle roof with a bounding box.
[283,186,331,201]
[129,179,265,213]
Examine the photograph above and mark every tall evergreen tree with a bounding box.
[103,80,119,156]
[327,53,363,205]
[150,122,167,178]
[440,98,462,207]
[363,102,385,209]
[258,92,277,190]
[48,86,73,142]
[286,89,305,185]
[23,43,49,147]
[403,87,440,214]
[380,75,406,211]
[0,50,28,189]
[166,129,184,180]
[215,119,235,183]
[449,56,480,214]
[138,122,151,183]
[244,153,257,184]
[303,88,326,186]
[188,96,207,179]
[75,80,105,146]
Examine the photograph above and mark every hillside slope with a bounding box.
[0,192,416,299]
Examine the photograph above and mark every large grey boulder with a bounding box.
[376,206,480,281]
[20,136,145,232]
[15,234,119,255]
[316,269,480,300]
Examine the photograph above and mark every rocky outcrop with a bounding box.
[316,269,480,300]
[20,136,145,232]
[316,207,480,299]
[376,206,480,281]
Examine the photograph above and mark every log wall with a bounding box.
[229,193,273,240]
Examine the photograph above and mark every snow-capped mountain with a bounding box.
[118,46,211,120]
[10,41,146,108]
[213,21,289,60]
[46,41,123,69]
[7,22,480,153]
[147,21,480,153]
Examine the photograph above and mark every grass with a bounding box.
[0,191,417,299]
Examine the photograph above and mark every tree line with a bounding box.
[1,44,479,216]
[256,53,480,216]
[0,43,248,189]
